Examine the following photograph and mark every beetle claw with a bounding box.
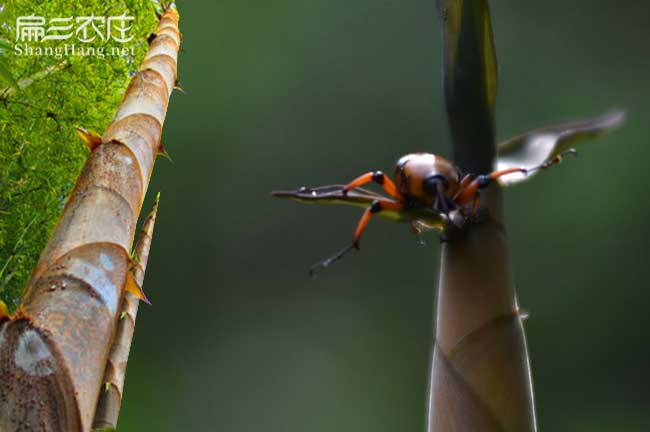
[309,244,357,277]
[469,206,489,224]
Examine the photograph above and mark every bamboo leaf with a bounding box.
[0,59,69,96]
[438,0,498,172]
[496,110,625,186]
[0,59,18,89]
[0,37,11,51]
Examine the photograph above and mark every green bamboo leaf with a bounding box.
[496,110,625,186]
[0,38,11,51]
[0,59,18,89]
[438,0,498,172]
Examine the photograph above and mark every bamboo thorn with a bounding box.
[75,127,103,151]
[157,145,173,162]
[173,80,186,94]
[125,271,151,305]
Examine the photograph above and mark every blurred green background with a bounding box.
[11,0,650,430]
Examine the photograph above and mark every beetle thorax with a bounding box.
[394,153,460,203]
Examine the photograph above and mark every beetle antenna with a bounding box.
[526,148,578,174]
[309,244,356,277]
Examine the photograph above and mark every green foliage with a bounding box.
[0,0,158,311]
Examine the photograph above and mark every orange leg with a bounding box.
[455,168,526,206]
[309,198,404,276]
[342,171,403,201]
[453,174,474,200]
[471,195,481,217]
[352,199,403,248]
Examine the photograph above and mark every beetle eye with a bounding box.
[423,174,448,194]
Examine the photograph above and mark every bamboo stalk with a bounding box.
[429,190,536,431]
[92,194,159,430]
[428,1,536,430]
[0,6,180,431]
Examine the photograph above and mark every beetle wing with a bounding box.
[496,109,625,186]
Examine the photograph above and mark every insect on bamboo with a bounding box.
[272,113,620,275]
[272,0,624,430]
[0,4,181,431]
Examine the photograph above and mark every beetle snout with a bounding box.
[423,174,448,195]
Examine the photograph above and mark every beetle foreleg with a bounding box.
[453,174,474,200]
[455,168,526,206]
[342,171,403,201]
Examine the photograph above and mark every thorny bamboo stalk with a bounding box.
[92,194,159,430]
[0,6,180,431]
[428,0,536,430]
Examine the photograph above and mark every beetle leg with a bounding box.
[309,244,356,277]
[453,174,474,200]
[471,195,481,217]
[351,199,404,247]
[527,148,578,173]
[342,171,403,201]
[309,198,404,275]
[455,167,526,206]
[455,149,577,208]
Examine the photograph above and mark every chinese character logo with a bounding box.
[15,14,135,43]
[43,17,73,41]
[108,14,134,43]
[16,15,45,42]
